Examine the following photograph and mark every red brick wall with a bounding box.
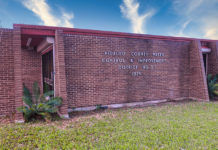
[64,34,193,108]
[21,48,42,92]
[0,27,42,119]
[0,29,15,116]
[0,26,214,118]
[208,42,218,75]
[55,30,68,115]
[13,27,24,121]
[189,40,209,101]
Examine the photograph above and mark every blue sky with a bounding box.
[0,0,218,39]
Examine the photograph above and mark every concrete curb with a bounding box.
[68,99,168,113]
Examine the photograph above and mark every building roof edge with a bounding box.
[13,24,218,42]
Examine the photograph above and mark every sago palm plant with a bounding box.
[17,82,62,122]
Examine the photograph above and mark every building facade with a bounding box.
[0,24,217,122]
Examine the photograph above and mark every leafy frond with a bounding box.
[19,82,63,122]
[214,83,218,89]
[44,91,54,97]
[38,112,52,122]
[40,91,54,103]
[17,106,35,121]
[213,84,218,96]
[23,84,32,107]
[213,90,218,96]
[46,97,62,107]
[33,82,40,104]
[17,106,28,113]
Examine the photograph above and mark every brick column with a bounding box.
[189,40,209,101]
[208,42,218,75]
[55,30,69,118]
[13,27,24,122]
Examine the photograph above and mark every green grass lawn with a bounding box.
[0,102,217,150]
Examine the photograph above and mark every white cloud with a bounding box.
[120,0,154,34]
[172,0,218,39]
[61,11,74,28]
[21,0,74,27]
[170,20,191,37]
[173,0,204,15]
[200,12,218,39]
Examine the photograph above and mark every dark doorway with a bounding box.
[42,50,54,92]
[202,53,208,75]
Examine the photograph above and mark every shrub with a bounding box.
[207,74,218,99]
[17,82,62,122]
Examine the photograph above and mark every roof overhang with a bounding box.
[37,37,54,53]
[14,24,218,42]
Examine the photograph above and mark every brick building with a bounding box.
[0,24,217,122]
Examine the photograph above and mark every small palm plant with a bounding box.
[207,74,218,99]
[17,82,62,122]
